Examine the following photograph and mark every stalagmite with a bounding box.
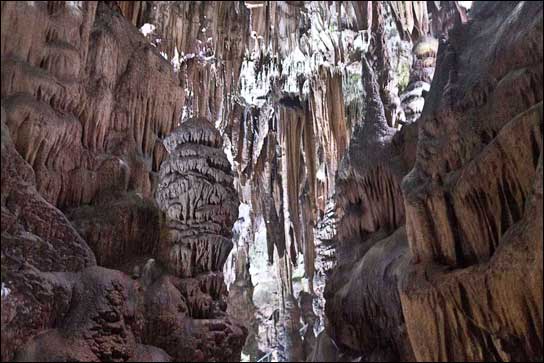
[156,117,239,277]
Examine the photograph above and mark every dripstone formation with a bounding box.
[1,1,542,362]
[156,117,239,278]
[1,2,246,361]
[323,2,543,361]
[148,117,247,362]
[4,114,246,362]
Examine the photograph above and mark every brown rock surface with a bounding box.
[1,1,183,208]
[2,3,244,362]
[1,105,95,362]
[1,1,182,359]
[67,191,162,269]
[9,116,246,362]
[325,1,543,362]
[2,1,542,362]
[156,117,239,277]
[400,1,543,360]
[152,116,247,361]
[13,266,160,362]
[325,55,416,361]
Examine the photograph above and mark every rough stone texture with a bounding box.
[400,36,438,125]
[1,1,183,209]
[9,117,247,363]
[325,55,416,361]
[67,190,162,269]
[156,117,239,278]
[13,267,165,362]
[142,271,247,362]
[324,1,543,362]
[2,1,543,362]
[0,1,180,359]
[12,263,244,362]
[400,1,543,360]
[1,106,96,362]
[218,3,430,357]
[114,1,250,127]
[1,3,245,362]
[226,249,259,360]
[154,116,247,361]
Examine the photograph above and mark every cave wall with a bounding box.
[0,1,424,360]
[1,1,542,362]
[324,1,543,361]
[0,1,466,361]
[1,2,183,208]
[401,2,543,360]
[1,2,245,361]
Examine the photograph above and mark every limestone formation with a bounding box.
[6,115,247,362]
[400,36,438,125]
[325,1,543,362]
[326,56,416,361]
[1,2,183,209]
[2,3,244,362]
[401,2,543,360]
[1,1,542,362]
[1,106,96,362]
[156,117,239,278]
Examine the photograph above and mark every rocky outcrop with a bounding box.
[8,116,246,362]
[114,0,250,129]
[1,2,244,362]
[1,106,96,362]
[12,266,170,362]
[2,1,542,362]
[1,2,183,209]
[1,2,181,359]
[220,3,429,357]
[67,190,162,269]
[400,36,438,125]
[325,55,416,361]
[152,117,246,361]
[400,1,543,360]
[324,1,543,362]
